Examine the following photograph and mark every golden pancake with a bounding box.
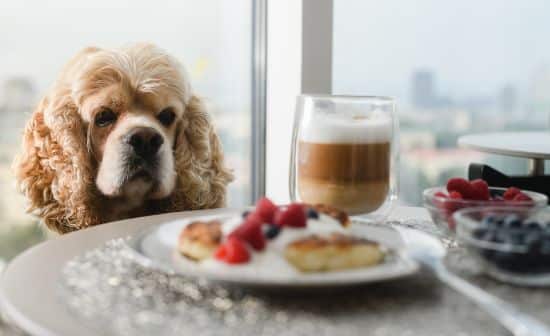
[178,220,222,261]
[284,232,384,272]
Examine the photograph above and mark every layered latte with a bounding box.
[297,113,391,215]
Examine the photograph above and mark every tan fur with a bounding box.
[13,43,233,234]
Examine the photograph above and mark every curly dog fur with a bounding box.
[13,43,233,233]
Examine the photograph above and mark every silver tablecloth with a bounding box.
[54,219,550,336]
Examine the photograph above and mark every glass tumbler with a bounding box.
[289,95,399,223]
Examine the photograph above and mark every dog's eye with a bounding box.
[95,108,117,127]
[157,107,176,127]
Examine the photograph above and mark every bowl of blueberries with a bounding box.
[454,206,550,286]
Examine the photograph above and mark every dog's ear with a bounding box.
[168,95,233,210]
[13,89,99,233]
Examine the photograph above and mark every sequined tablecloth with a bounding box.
[57,218,550,336]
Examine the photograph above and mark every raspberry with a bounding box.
[229,215,266,251]
[447,178,474,199]
[224,237,250,264]
[442,191,463,213]
[470,179,490,201]
[274,203,307,228]
[503,187,521,200]
[214,244,227,260]
[433,191,448,208]
[513,192,532,202]
[443,191,464,231]
[449,191,463,199]
[434,191,448,198]
[255,197,278,223]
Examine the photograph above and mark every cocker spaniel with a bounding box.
[14,43,233,234]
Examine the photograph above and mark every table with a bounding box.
[458,132,550,176]
[2,206,550,336]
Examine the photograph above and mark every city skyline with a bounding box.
[333,0,550,105]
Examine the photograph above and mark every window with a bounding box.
[333,0,550,205]
[0,0,256,261]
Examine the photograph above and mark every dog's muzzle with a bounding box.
[123,127,164,180]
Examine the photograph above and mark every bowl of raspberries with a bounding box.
[454,206,550,286]
[423,177,547,234]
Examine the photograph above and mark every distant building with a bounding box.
[411,70,435,108]
[0,77,35,113]
[529,65,550,122]
[497,84,517,116]
[0,77,36,144]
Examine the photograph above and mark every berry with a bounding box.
[513,193,532,202]
[525,221,542,231]
[470,179,490,201]
[447,178,474,199]
[306,208,319,219]
[224,237,250,264]
[263,224,281,239]
[274,203,307,228]
[434,191,448,198]
[214,244,228,260]
[481,215,498,228]
[255,197,278,223]
[502,215,522,230]
[449,191,463,199]
[229,215,266,250]
[442,191,463,211]
[503,187,521,200]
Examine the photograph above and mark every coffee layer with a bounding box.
[298,141,390,182]
[298,177,389,215]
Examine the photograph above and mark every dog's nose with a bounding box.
[127,127,164,158]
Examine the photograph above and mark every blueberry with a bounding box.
[495,229,523,246]
[525,221,542,231]
[242,211,251,218]
[502,215,522,230]
[494,217,506,228]
[482,215,497,227]
[264,224,281,239]
[306,208,319,219]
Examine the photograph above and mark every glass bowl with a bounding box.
[423,187,547,235]
[454,206,550,286]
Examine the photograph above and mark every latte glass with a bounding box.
[289,95,399,223]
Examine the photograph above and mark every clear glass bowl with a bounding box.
[454,206,550,286]
[423,187,547,235]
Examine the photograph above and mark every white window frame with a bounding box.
[264,0,334,203]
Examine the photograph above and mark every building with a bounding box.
[411,70,435,108]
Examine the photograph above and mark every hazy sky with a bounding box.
[0,0,251,105]
[2,0,549,107]
[333,0,550,104]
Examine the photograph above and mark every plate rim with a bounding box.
[125,212,419,288]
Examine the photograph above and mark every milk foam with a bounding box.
[299,109,392,144]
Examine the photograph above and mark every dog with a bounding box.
[13,43,233,233]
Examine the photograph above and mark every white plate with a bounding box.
[127,211,419,289]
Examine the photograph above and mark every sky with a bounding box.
[0,0,251,106]
[333,0,550,105]
[1,1,550,106]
